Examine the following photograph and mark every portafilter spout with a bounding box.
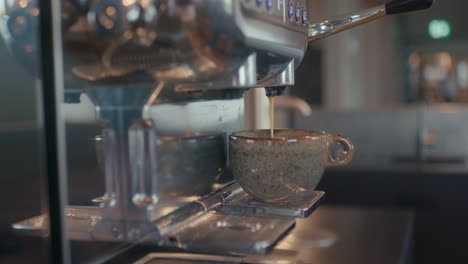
[265,87,288,97]
[308,0,434,43]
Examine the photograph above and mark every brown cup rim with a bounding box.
[158,131,226,142]
[230,129,328,141]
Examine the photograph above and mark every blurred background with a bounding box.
[293,1,468,263]
[1,0,467,263]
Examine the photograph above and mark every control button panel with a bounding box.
[288,1,294,19]
[302,7,308,24]
[242,0,309,29]
[266,0,273,10]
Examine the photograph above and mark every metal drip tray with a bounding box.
[163,212,295,255]
[12,182,324,255]
[135,253,242,264]
[135,251,298,264]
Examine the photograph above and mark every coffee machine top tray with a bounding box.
[12,182,324,255]
[223,188,324,218]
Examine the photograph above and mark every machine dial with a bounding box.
[288,1,294,19]
[295,2,301,22]
[302,7,307,25]
[266,0,273,10]
[89,0,126,38]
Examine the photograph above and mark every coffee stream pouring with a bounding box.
[2,0,432,256]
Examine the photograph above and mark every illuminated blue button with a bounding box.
[288,1,294,19]
[266,0,273,10]
[295,3,301,22]
[302,7,307,24]
[256,0,263,7]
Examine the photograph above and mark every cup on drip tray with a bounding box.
[229,129,354,203]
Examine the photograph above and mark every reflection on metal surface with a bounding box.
[278,228,338,249]
[153,182,245,237]
[156,132,227,197]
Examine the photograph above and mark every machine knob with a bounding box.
[89,0,158,43]
[89,0,126,38]
[295,2,301,22]
[3,0,39,44]
[302,7,308,24]
[126,2,157,27]
[288,1,294,19]
[7,10,34,42]
[127,1,158,46]
[0,1,40,75]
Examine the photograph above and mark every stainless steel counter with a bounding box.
[276,206,413,264]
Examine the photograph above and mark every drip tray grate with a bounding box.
[222,191,325,218]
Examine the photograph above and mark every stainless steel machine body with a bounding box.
[0,0,433,262]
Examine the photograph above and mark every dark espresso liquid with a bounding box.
[268,96,275,138]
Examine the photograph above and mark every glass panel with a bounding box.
[1,0,307,262]
[0,0,49,263]
[58,0,147,262]
[56,0,243,262]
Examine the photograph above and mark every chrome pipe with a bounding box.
[308,0,434,43]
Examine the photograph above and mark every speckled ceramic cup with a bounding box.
[229,129,354,203]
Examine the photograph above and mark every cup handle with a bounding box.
[328,135,354,166]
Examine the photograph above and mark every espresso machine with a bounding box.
[1,0,432,262]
